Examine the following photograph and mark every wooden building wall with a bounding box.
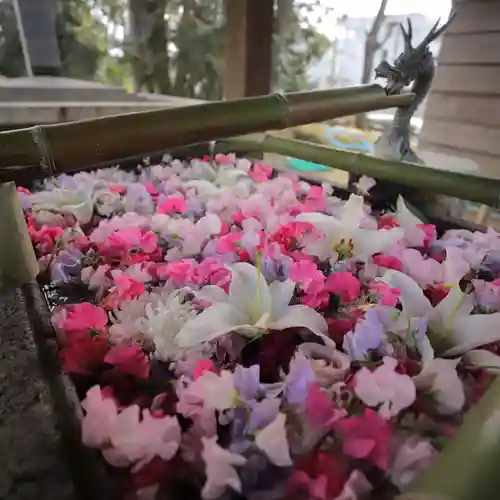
[419,0,500,178]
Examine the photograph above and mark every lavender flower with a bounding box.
[343,306,393,361]
[234,365,261,401]
[283,352,315,406]
[50,249,84,284]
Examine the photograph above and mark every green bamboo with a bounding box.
[397,377,500,500]
[0,85,412,178]
[213,135,500,208]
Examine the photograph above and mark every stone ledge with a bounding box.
[0,283,115,500]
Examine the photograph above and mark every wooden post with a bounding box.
[224,0,274,99]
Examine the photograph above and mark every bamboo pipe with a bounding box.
[0,85,412,179]
[213,135,500,208]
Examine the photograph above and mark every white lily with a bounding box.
[30,188,94,224]
[394,196,424,228]
[296,194,403,260]
[175,262,329,348]
[413,357,466,415]
[383,269,500,373]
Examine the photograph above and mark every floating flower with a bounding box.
[255,412,292,467]
[297,194,403,260]
[343,306,394,361]
[334,409,392,470]
[104,344,150,379]
[54,302,108,344]
[306,383,346,429]
[354,356,416,419]
[30,188,94,224]
[103,405,181,471]
[383,269,500,372]
[81,386,118,448]
[23,156,500,500]
[187,370,236,411]
[201,437,247,499]
[389,438,437,491]
[324,272,361,302]
[141,289,198,361]
[175,262,329,347]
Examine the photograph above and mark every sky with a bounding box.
[315,0,453,37]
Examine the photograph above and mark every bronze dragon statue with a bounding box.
[373,14,456,163]
[357,13,465,220]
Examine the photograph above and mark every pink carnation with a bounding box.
[325,272,361,302]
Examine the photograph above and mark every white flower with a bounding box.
[389,438,437,491]
[354,356,416,419]
[297,194,403,260]
[382,269,500,374]
[93,189,122,216]
[124,183,153,214]
[187,370,236,411]
[180,214,222,256]
[175,262,329,347]
[81,386,118,448]
[103,405,181,471]
[354,175,376,196]
[201,437,247,500]
[30,188,94,224]
[255,412,292,467]
[413,357,465,415]
[141,289,198,360]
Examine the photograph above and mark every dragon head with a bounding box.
[375,14,456,95]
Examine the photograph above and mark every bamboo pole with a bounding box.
[0,182,38,288]
[0,85,412,179]
[398,377,500,500]
[213,135,500,208]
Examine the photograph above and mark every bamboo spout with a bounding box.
[0,84,412,179]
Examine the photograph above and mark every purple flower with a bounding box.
[343,307,393,361]
[261,254,293,282]
[484,250,500,273]
[283,352,315,406]
[124,183,153,214]
[234,365,261,401]
[474,279,500,311]
[50,249,84,284]
[230,407,254,455]
[248,398,280,432]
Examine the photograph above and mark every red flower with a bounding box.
[60,335,110,375]
[193,359,215,380]
[104,345,150,379]
[378,215,400,229]
[373,254,403,271]
[417,223,437,247]
[325,272,361,302]
[289,449,348,500]
[334,409,392,471]
[326,317,354,344]
[56,302,108,345]
[425,284,450,306]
